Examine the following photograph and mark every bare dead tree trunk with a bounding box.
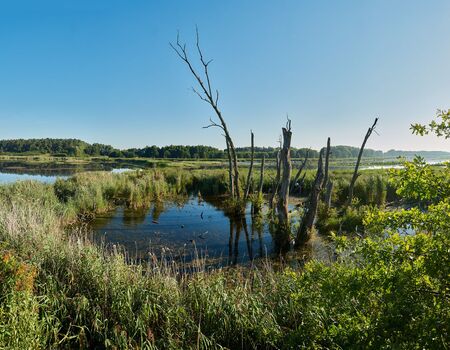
[322,137,332,208]
[171,29,241,200]
[322,137,331,188]
[277,120,292,228]
[346,118,378,206]
[269,147,281,210]
[226,138,235,198]
[290,149,310,194]
[244,131,255,200]
[298,172,307,195]
[253,155,266,215]
[296,148,324,245]
[258,155,265,195]
[230,142,241,200]
[325,180,333,208]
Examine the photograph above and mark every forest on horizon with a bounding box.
[1,137,449,160]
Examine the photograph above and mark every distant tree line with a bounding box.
[0,138,447,159]
[0,139,225,159]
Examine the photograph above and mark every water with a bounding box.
[0,171,67,184]
[90,197,273,264]
[111,168,134,174]
[360,158,449,171]
[90,196,290,265]
[360,164,404,170]
[0,167,134,184]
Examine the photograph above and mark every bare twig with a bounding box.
[171,28,241,199]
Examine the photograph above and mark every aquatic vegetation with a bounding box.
[51,169,231,222]
[0,155,448,348]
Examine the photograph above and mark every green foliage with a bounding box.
[0,290,48,349]
[0,249,49,349]
[316,203,367,235]
[4,138,447,160]
[411,109,450,138]
[0,138,88,156]
[323,172,392,207]
[364,200,450,234]
[288,230,449,349]
[389,157,450,205]
[365,160,449,236]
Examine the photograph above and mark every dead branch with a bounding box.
[297,147,325,245]
[171,28,241,199]
[322,137,332,208]
[290,149,310,194]
[258,155,265,195]
[277,118,292,229]
[244,131,255,200]
[346,118,379,206]
[269,143,282,210]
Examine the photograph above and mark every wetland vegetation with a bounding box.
[1,118,449,348]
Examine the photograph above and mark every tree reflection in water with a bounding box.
[90,195,330,266]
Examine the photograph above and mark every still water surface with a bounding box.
[0,168,133,184]
[90,197,277,265]
[0,171,65,183]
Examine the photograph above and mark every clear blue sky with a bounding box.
[1,0,449,151]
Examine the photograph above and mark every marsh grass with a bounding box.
[51,169,230,223]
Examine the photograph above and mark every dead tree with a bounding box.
[296,148,324,245]
[244,131,255,200]
[277,119,292,228]
[325,180,333,208]
[290,149,310,194]
[171,29,240,199]
[322,138,331,188]
[258,155,265,195]
[322,137,332,208]
[346,118,379,206]
[225,138,235,198]
[252,155,266,215]
[269,139,282,209]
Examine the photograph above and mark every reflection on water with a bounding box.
[0,171,66,184]
[0,165,135,184]
[360,159,449,171]
[90,196,282,265]
[90,196,333,267]
[90,197,268,264]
